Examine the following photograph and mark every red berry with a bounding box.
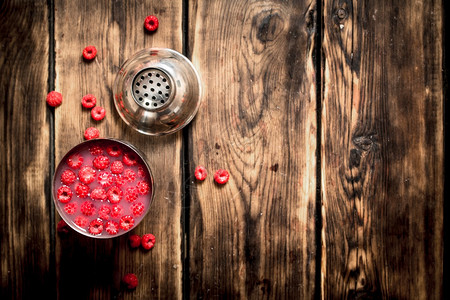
[93,155,110,170]
[137,166,147,178]
[141,233,156,250]
[64,202,77,215]
[144,15,159,32]
[136,180,150,195]
[75,182,90,198]
[122,273,138,289]
[97,171,113,187]
[129,234,141,248]
[89,145,104,155]
[123,169,136,183]
[81,94,97,108]
[131,202,145,216]
[106,144,122,157]
[114,174,126,187]
[80,200,96,216]
[84,127,99,140]
[122,152,138,166]
[61,169,76,185]
[213,169,230,185]
[91,187,107,201]
[57,186,73,203]
[91,106,106,121]
[57,220,70,234]
[82,45,97,60]
[67,153,84,169]
[110,204,124,218]
[107,186,123,204]
[78,166,96,184]
[74,215,89,228]
[105,220,119,235]
[194,166,207,181]
[110,161,124,174]
[124,186,139,203]
[98,204,111,220]
[119,215,135,230]
[88,218,103,235]
[46,91,63,107]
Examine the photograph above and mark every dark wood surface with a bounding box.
[0,0,444,299]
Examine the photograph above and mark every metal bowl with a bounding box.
[113,48,202,136]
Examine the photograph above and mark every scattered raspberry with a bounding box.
[119,215,135,230]
[137,166,147,178]
[97,171,113,187]
[141,233,156,250]
[114,174,126,187]
[93,155,110,170]
[91,106,106,121]
[98,204,111,220]
[144,15,159,32]
[57,220,70,234]
[75,182,90,198]
[110,204,124,218]
[67,153,84,169]
[89,145,104,155]
[213,169,230,185]
[84,127,100,140]
[88,218,103,235]
[61,169,77,185]
[105,220,119,235]
[122,273,139,289]
[124,186,139,203]
[110,161,124,174]
[106,145,122,157]
[129,234,141,248]
[107,186,123,204]
[131,202,145,216]
[80,200,96,216]
[74,215,89,228]
[82,45,97,61]
[46,91,63,107]
[194,166,207,181]
[64,202,77,215]
[90,187,107,201]
[136,180,150,195]
[123,169,136,183]
[122,152,138,166]
[78,166,96,184]
[57,186,73,203]
[81,94,97,108]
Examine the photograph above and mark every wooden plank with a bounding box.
[54,0,183,298]
[0,0,53,298]
[321,0,443,298]
[188,0,318,298]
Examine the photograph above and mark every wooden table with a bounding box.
[1,0,444,299]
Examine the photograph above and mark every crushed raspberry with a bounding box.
[110,161,124,174]
[110,204,124,218]
[81,94,97,108]
[136,181,150,195]
[61,169,77,185]
[98,204,111,220]
[105,220,119,235]
[194,166,207,181]
[119,215,135,230]
[129,234,141,248]
[97,171,113,187]
[78,166,96,184]
[137,166,147,178]
[57,220,70,234]
[91,106,106,121]
[122,152,138,166]
[80,200,96,216]
[107,186,123,204]
[131,202,145,216]
[75,182,90,198]
[88,218,104,235]
[93,155,110,170]
[122,273,139,289]
[64,202,77,215]
[106,145,122,157]
[213,169,230,185]
[124,186,139,203]
[141,233,156,250]
[74,215,89,228]
[84,127,100,140]
[90,187,107,201]
[46,91,63,107]
[114,174,127,187]
[89,145,104,156]
[57,186,73,203]
[144,15,159,32]
[67,153,84,169]
[82,45,97,60]
[123,169,136,183]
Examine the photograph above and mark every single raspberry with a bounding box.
[46,91,63,107]
[82,45,97,60]
[93,155,110,170]
[194,166,207,181]
[74,215,89,228]
[78,166,96,184]
[144,15,159,32]
[213,169,230,185]
[124,186,139,203]
[75,182,90,198]
[106,144,122,157]
[81,94,97,108]
[88,218,103,235]
[119,215,135,230]
[110,161,124,174]
[64,202,77,215]
[67,153,84,169]
[91,106,106,121]
[84,127,100,140]
[137,166,147,178]
[57,186,73,203]
[122,152,138,166]
[97,171,113,187]
[114,174,126,187]
[80,200,96,216]
[129,234,141,248]
[131,202,145,216]
[123,169,136,183]
[61,169,77,185]
[89,145,103,155]
[98,204,111,220]
[141,233,156,250]
[91,187,107,201]
[136,180,150,195]
[57,220,70,234]
[110,204,124,218]
[107,186,123,204]
[122,273,138,289]
[105,220,119,235]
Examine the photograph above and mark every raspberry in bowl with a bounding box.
[53,138,154,238]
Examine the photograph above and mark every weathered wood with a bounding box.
[0,0,53,298]
[54,0,183,298]
[321,0,443,298]
[188,0,318,298]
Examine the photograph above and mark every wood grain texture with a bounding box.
[321,0,443,298]
[188,0,317,298]
[0,0,52,298]
[54,0,183,298]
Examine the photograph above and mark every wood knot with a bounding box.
[255,12,283,43]
[352,134,378,152]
